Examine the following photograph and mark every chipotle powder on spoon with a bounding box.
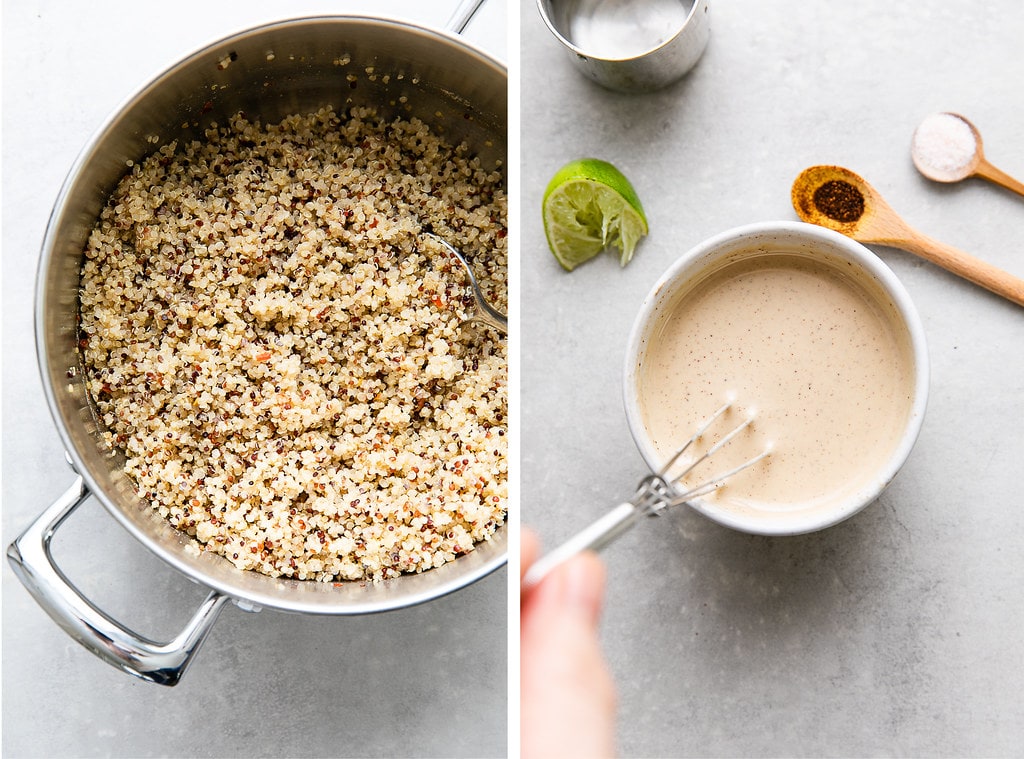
[812,179,865,223]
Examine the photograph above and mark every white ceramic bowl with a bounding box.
[623,221,929,535]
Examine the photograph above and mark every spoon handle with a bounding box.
[900,230,1024,308]
[975,158,1024,198]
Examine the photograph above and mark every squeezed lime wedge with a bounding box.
[542,158,648,271]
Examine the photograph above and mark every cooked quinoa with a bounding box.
[79,106,507,582]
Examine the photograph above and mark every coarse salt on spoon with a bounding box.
[791,165,1024,308]
[911,112,1024,198]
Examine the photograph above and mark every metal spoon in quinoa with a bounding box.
[421,231,508,335]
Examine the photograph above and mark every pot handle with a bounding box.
[6,477,229,686]
[445,0,487,35]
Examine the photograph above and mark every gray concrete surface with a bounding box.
[521,1,1024,757]
[2,2,507,757]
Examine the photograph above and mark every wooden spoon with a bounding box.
[911,112,1024,197]
[792,165,1024,308]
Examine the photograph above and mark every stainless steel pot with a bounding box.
[8,10,507,686]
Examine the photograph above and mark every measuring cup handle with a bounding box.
[521,502,641,593]
[6,476,229,686]
[445,0,487,35]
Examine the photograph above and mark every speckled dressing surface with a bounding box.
[521,1,1024,757]
[2,2,507,757]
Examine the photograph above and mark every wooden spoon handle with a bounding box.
[975,158,1024,198]
[901,231,1024,307]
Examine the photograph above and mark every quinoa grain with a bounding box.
[79,106,507,583]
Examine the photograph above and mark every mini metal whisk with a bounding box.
[522,402,770,592]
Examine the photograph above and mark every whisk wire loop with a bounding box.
[643,402,769,513]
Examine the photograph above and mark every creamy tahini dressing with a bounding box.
[639,252,914,519]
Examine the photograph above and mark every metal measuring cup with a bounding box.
[537,0,710,93]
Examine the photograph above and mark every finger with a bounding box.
[520,553,616,759]
[523,551,605,627]
[521,527,540,583]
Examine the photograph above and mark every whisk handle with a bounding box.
[521,502,641,594]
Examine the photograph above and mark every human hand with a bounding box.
[520,528,616,759]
